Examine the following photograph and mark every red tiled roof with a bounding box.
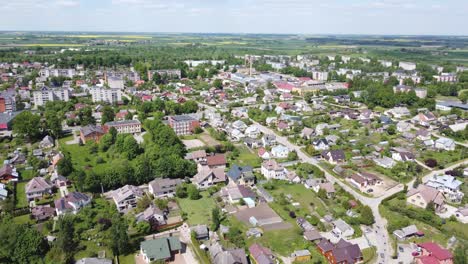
[418,242,453,261]
[206,154,226,166]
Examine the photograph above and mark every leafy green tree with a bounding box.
[175,184,188,198]
[187,184,200,200]
[110,215,130,256]
[318,188,327,199]
[211,207,222,231]
[13,111,41,140]
[56,215,76,262]
[213,79,223,89]
[122,135,140,159]
[45,111,62,139]
[101,106,115,124]
[99,133,114,152]
[359,206,375,225]
[453,244,466,264]
[57,153,73,176]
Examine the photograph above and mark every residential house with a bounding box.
[393,225,420,241]
[249,243,275,264]
[297,217,315,232]
[434,138,456,151]
[332,219,355,238]
[261,160,287,180]
[426,175,464,203]
[317,239,363,264]
[319,182,336,198]
[312,138,330,150]
[387,107,411,119]
[416,129,431,141]
[135,205,166,229]
[206,154,227,169]
[304,229,323,242]
[301,127,315,140]
[31,204,56,221]
[455,206,468,223]
[140,237,182,264]
[392,150,415,162]
[347,172,382,191]
[245,125,260,138]
[192,224,210,240]
[185,149,207,164]
[413,112,436,127]
[415,242,453,264]
[258,148,271,160]
[148,178,182,198]
[0,165,19,183]
[407,185,445,212]
[25,177,53,201]
[227,165,255,186]
[271,145,290,158]
[209,242,248,264]
[79,125,105,144]
[39,135,55,149]
[321,150,346,164]
[108,185,144,213]
[55,192,91,215]
[374,157,396,169]
[305,178,323,191]
[397,121,412,133]
[232,120,248,132]
[193,167,226,189]
[291,250,311,262]
[220,182,256,204]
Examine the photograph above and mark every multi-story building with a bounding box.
[90,87,122,104]
[311,71,329,81]
[379,60,393,67]
[168,115,200,135]
[433,73,458,83]
[0,90,16,113]
[104,120,141,134]
[399,61,416,71]
[106,76,125,89]
[40,68,76,78]
[33,86,70,107]
[147,69,182,80]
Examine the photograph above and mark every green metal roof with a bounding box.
[140,237,181,261]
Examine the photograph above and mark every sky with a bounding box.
[0,0,467,35]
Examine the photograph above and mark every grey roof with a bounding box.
[110,185,144,203]
[170,115,197,122]
[76,258,112,264]
[105,119,141,126]
[80,125,105,137]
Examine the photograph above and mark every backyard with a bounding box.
[176,192,217,225]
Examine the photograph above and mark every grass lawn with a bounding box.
[13,214,34,225]
[362,246,377,264]
[419,147,467,167]
[15,181,28,208]
[177,192,216,225]
[58,136,120,174]
[118,254,135,264]
[266,182,327,217]
[19,169,36,181]
[236,145,262,168]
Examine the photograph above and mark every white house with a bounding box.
[434,138,456,151]
[271,145,290,158]
[245,125,260,138]
[261,160,287,180]
[332,219,354,238]
[426,175,464,203]
[374,157,396,169]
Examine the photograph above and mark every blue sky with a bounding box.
[0,0,467,35]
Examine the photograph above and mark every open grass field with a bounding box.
[236,145,262,168]
[15,181,28,208]
[176,192,216,225]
